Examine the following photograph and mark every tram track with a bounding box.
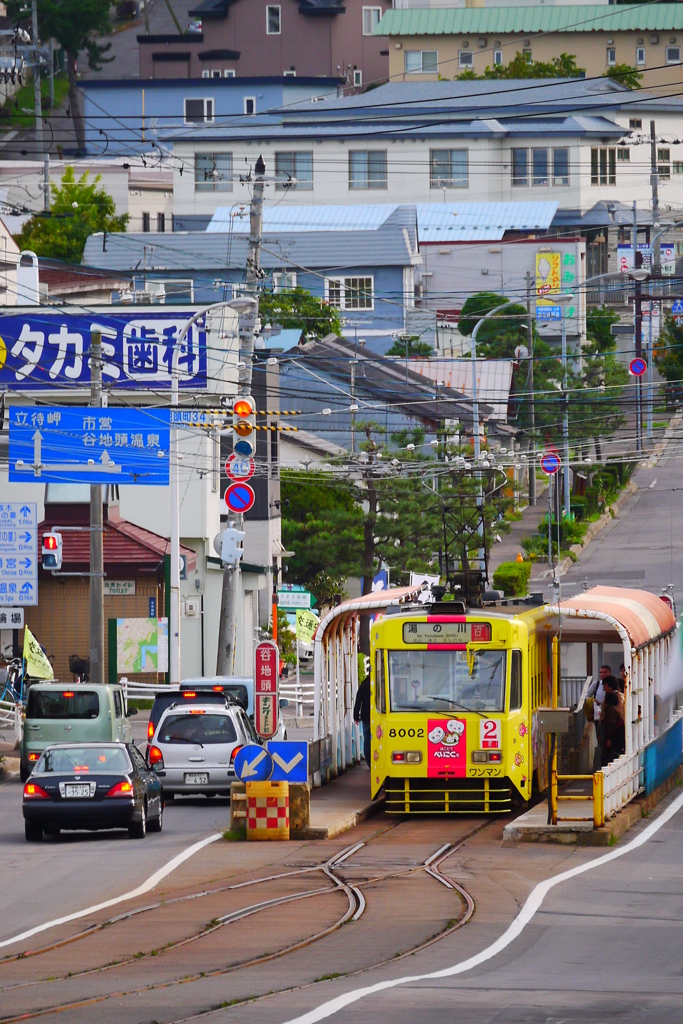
[0,817,492,1024]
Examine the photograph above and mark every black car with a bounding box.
[146,685,248,748]
[22,742,163,842]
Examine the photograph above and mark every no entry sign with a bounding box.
[540,451,562,476]
[255,640,279,739]
[224,482,255,513]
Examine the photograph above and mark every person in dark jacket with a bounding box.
[353,676,371,766]
[601,690,625,766]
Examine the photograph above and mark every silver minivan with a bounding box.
[149,703,256,797]
[20,683,137,781]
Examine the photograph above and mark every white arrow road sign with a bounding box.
[240,748,269,778]
[272,752,304,775]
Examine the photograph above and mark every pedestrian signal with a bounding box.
[232,396,256,458]
[42,531,62,571]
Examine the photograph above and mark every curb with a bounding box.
[299,794,386,840]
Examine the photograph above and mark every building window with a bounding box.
[629,118,642,129]
[362,6,381,35]
[591,147,616,186]
[202,70,210,78]
[458,50,473,68]
[493,49,503,65]
[405,50,438,74]
[224,69,236,77]
[666,45,681,64]
[511,148,528,186]
[617,147,630,161]
[673,161,683,174]
[211,69,221,78]
[267,5,281,34]
[284,69,296,76]
[532,147,549,186]
[658,147,671,180]
[606,47,616,65]
[326,276,374,310]
[353,69,362,87]
[157,212,165,233]
[244,96,256,115]
[349,150,387,189]
[142,212,150,233]
[273,271,297,292]
[275,151,313,190]
[195,152,233,192]
[636,46,646,65]
[430,149,468,188]
[553,147,569,185]
[184,98,214,124]
[523,49,532,63]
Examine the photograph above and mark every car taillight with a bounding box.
[24,783,49,799]
[106,781,133,798]
[148,721,155,739]
[148,745,163,765]
[230,745,243,764]
[28,753,39,762]
[189,709,205,715]
[212,685,224,692]
[182,691,196,698]
[62,691,75,698]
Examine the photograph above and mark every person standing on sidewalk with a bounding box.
[353,676,371,766]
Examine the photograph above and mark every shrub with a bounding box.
[492,560,532,597]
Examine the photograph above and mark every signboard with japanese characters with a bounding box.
[0,503,37,606]
[0,310,206,390]
[9,407,170,485]
[0,608,24,628]
[255,639,280,740]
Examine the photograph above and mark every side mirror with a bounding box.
[279,698,290,708]
[149,758,164,772]
[126,706,139,717]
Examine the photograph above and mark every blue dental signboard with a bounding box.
[9,406,171,485]
[0,311,206,390]
[0,502,38,605]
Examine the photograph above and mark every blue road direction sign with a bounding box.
[540,451,562,476]
[0,502,38,606]
[9,407,170,485]
[233,744,273,782]
[536,304,562,321]
[267,741,309,783]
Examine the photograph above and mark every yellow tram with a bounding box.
[370,601,554,813]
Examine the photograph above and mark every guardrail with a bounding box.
[0,698,22,744]
[602,751,642,820]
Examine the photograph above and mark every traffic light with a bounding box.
[221,527,245,566]
[232,395,256,458]
[42,531,62,571]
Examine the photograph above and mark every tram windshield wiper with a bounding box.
[424,695,487,718]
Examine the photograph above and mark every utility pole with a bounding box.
[633,201,643,454]
[525,270,536,506]
[31,0,43,158]
[216,156,265,675]
[650,120,660,276]
[89,332,105,686]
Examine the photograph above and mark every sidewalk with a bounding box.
[489,483,548,577]
[307,765,382,839]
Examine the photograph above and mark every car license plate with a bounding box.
[65,784,92,798]
[185,772,209,785]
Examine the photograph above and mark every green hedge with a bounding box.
[492,560,531,597]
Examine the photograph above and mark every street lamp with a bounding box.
[169,296,258,685]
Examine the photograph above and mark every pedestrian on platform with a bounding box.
[589,664,612,723]
[353,676,372,766]
[603,675,625,721]
[601,690,625,766]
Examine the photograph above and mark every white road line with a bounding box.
[280,790,683,1024]
[0,833,221,950]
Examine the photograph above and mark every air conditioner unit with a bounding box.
[184,598,200,618]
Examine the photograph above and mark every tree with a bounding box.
[483,52,585,80]
[259,287,343,341]
[606,64,643,90]
[654,314,683,385]
[14,167,128,263]
[386,334,433,358]
[586,304,620,354]
[8,0,113,153]
[458,292,527,351]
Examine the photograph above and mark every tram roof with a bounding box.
[546,586,676,651]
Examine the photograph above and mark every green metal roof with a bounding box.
[375,4,683,36]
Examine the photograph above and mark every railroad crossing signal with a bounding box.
[232,396,256,458]
[41,531,62,570]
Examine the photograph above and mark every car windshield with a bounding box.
[36,746,131,774]
[388,649,507,712]
[27,690,99,720]
[159,713,237,745]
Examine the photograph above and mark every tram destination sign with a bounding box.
[403,621,492,644]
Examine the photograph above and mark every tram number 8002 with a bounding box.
[388,728,425,739]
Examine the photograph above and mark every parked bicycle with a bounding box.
[69,655,90,683]
[0,656,26,704]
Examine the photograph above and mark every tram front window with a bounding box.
[388,649,506,713]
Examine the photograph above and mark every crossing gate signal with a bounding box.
[233,396,256,458]
[42,531,62,571]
